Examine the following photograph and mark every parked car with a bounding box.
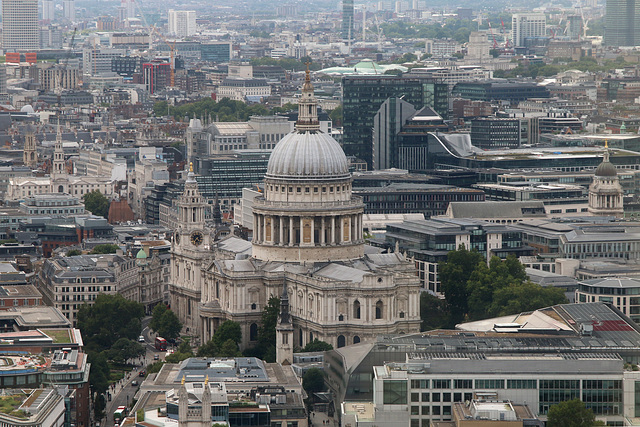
[139,370,145,377]
[131,380,138,387]
[154,354,159,360]
[138,336,145,343]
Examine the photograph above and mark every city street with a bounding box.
[102,318,164,427]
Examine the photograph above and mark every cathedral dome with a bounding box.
[265,131,349,181]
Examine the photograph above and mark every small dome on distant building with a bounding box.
[20,105,34,114]
[595,146,617,177]
[136,248,148,259]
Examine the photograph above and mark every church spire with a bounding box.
[295,62,319,132]
[52,123,66,177]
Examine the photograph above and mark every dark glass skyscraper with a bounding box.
[604,0,640,46]
[342,75,449,169]
[341,0,354,41]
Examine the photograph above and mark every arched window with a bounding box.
[338,314,344,321]
[353,300,361,319]
[375,300,383,319]
[249,323,258,341]
[337,335,346,348]
[58,185,64,193]
[251,303,257,310]
[353,336,360,344]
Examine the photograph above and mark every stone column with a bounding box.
[289,216,294,246]
[279,216,284,245]
[339,215,344,243]
[253,214,257,242]
[270,215,275,243]
[331,216,336,244]
[310,217,315,245]
[320,216,326,246]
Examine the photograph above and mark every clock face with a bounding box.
[190,231,204,246]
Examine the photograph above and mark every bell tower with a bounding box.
[276,282,294,366]
[52,125,66,178]
[23,126,37,168]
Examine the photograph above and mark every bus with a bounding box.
[114,406,128,424]
[155,336,167,351]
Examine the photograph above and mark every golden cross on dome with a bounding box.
[189,162,193,172]
[605,139,608,149]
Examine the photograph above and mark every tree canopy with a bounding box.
[197,320,242,357]
[438,247,567,326]
[89,244,120,254]
[107,338,146,364]
[302,368,325,394]
[547,399,604,427]
[254,296,280,362]
[150,304,182,340]
[165,339,194,363]
[302,339,333,352]
[77,294,145,353]
[154,97,270,121]
[83,190,110,218]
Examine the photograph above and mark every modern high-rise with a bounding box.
[342,75,449,168]
[168,9,197,37]
[511,13,547,47]
[604,0,640,46]
[62,0,74,21]
[42,0,54,21]
[341,0,354,41]
[2,0,39,51]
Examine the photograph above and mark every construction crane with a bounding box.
[488,22,499,49]
[500,19,511,49]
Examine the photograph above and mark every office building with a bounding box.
[452,81,549,103]
[576,277,640,323]
[62,0,74,21]
[328,302,640,426]
[342,75,449,168]
[471,118,525,149]
[567,15,583,40]
[511,13,547,47]
[605,0,640,46]
[168,9,196,37]
[341,0,354,41]
[42,0,54,21]
[2,0,39,51]
[201,42,232,63]
[382,217,529,292]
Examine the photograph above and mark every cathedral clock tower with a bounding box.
[170,163,211,336]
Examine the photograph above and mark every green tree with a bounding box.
[329,105,343,127]
[489,281,567,317]
[546,399,601,427]
[438,245,484,325]
[257,296,280,362]
[107,338,146,364]
[150,304,182,340]
[87,350,109,417]
[89,244,120,254]
[197,321,242,357]
[218,339,241,357]
[420,293,450,330]
[302,339,333,352]
[83,190,110,218]
[166,339,194,363]
[302,368,325,394]
[66,249,82,256]
[466,255,527,321]
[77,294,144,353]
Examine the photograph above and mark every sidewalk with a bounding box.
[310,411,338,427]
